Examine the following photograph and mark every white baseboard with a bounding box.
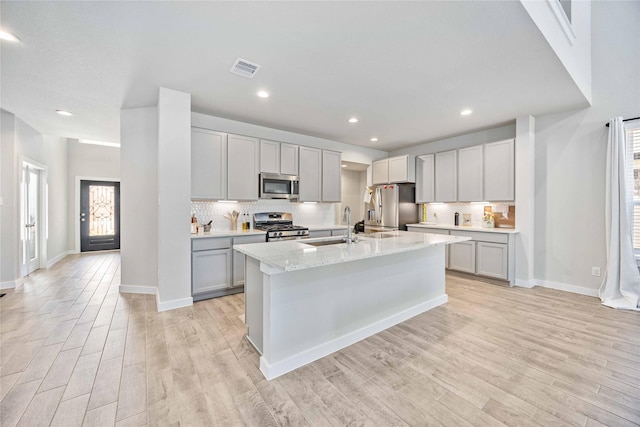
[259,293,449,380]
[1,280,16,290]
[534,279,599,297]
[119,285,157,295]
[514,279,535,288]
[156,294,193,312]
[47,251,72,269]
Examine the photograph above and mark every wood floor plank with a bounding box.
[62,352,101,401]
[50,393,90,427]
[0,379,41,427]
[16,385,65,427]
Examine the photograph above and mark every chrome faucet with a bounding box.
[342,206,357,244]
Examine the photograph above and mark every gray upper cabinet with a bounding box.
[435,150,457,202]
[484,139,515,201]
[299,146,322,202]
[259,139,280,174]
[227,134,259,200]
[322,150,341,202]
[372,159,389,185]
[191,128,227,200]
[457,145,484,202]
[280,143,299,175]
[260,140,299,176]
[388,155,416,183]
[415,154,435,203]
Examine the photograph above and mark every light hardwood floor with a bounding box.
[1,252,639,426]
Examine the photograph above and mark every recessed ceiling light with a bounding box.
[460,109,473,116]
[0,30,19,42]
[56,110,73,116]
[348,117,358,123]
[341,164,348,168]
[257,90,269,98]
[370,137,378,142]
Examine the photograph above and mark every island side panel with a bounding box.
[244,256,264,353]
[260,245,446,379]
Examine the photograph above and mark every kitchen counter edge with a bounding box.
[406,224,519,234]
[191,229,266,239]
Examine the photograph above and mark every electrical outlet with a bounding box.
[592,267,601,277]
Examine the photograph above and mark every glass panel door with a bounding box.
[21,164,40,275]
[80,180,120,252]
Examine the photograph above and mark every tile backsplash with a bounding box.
[423,203,515,228]
[191,200,339,231]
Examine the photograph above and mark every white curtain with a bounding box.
[600,117,640,310]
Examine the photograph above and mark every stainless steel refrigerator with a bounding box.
[364,183,418,232]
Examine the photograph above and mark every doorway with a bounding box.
[80,180,120,252]
[21,164,42,275]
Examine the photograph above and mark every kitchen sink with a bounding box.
[304,239,345,247]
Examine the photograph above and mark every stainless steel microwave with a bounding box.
[259,173,300,200]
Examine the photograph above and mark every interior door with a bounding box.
[80,180,120,252]
[21,165,40,275]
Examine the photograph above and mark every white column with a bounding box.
[157,88,192,310]
[515,115,535,286]
[120,107,159,295]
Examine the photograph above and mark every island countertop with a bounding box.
[234,230,470,272]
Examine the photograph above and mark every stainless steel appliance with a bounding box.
[364,184,418,232]
[259,173,299,200]
[254,212,309,241]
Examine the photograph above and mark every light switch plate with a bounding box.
[591,267,601,277]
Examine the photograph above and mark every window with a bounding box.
[627,122,640,256]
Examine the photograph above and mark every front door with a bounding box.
[21,165,40,275]
[80,180,120,252]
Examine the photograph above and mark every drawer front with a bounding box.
[233,235,266,245]
[450,230,508,244]
[408,227,450,236]
[192,237,232,251]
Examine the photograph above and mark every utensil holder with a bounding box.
[230,219,238,230]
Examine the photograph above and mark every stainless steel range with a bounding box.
[254,212,309,242]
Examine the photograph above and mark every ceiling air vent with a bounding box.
[229,58,261,78]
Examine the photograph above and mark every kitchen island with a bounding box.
[234,230,470,380]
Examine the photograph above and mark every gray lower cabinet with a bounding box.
[406,226,515,284]
[449,241,476,273]
[192,234,265,301]
[308,230,332,238]
[192,248,232,301]
[476,242,508,280]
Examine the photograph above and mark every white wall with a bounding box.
[534,0,640,293]
[157,88,192,308]
[120,107,158,292]
[1,111,18,286]
[520,0,592,103]
[43,135,68,265]
[66,139,120,252]
[0,111,69,286]
[341,169,367,223]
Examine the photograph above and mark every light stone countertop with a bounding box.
[307,224,348,231]
[406,223,520,234]
[191,229,266,239]
[234,230,470,272]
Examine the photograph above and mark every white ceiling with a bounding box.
[1,1,589,151]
